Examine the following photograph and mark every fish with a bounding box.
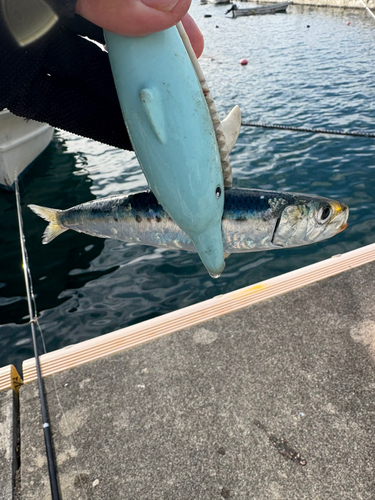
[28,188,348,260]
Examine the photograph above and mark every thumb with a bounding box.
[76,0,192,37]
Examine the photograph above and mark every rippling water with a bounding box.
[1,3,375,372]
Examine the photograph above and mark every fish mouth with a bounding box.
[330,203,349,232]
[330,200,346,213]
[332,202,348,218]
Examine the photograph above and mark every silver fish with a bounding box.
[29,188,348,257]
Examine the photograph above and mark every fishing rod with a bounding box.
[14,179,61,500]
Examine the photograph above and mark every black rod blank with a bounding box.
[15,179,61,500]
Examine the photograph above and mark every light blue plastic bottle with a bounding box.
[104,27,225,278]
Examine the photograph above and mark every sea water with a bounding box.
[1,3,375,372]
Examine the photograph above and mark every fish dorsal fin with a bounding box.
[221,105,241,154]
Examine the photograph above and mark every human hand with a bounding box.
[76,0,204,57]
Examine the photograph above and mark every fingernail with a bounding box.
[142,0,181,12]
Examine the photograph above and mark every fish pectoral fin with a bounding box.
[28,204,67,244]
[221,105,241,153]
[139,88,167,144]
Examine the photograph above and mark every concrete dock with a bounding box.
[1,244,375,499]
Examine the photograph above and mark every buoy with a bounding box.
[346,21,351,25]
[240,58,248,65]
[306,25,310,28]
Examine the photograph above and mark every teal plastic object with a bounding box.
[104,27,225,278]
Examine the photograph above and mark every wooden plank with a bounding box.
[23,242,375,383]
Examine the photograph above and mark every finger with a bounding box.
[181,14,204,58]
[76,0,192,37]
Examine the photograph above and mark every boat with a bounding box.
[208,0,231,5]
[0,109,53,189]
[226,2,291,16]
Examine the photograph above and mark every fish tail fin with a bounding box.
[28,204,68,244]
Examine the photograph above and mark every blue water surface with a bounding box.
[1,3,375,373]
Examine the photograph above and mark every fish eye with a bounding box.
[215,186,222,198]
[317,205,333,224]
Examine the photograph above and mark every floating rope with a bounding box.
[241,121,375,138]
